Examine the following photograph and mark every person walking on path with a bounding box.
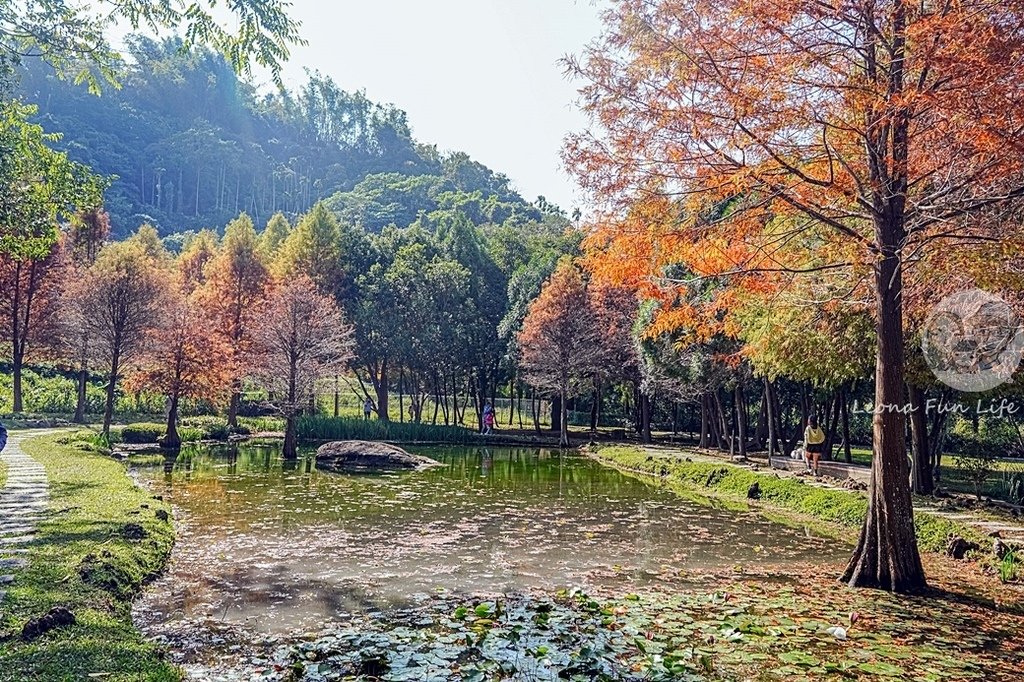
[804,416,826,477]
[363,398,373,420]
[0,419,6,453]
[481,402,495,435]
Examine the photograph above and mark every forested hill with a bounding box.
[16,36,545,237]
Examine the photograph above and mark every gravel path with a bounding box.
[0,431,50,603]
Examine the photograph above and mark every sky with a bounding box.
[255,0,607,214]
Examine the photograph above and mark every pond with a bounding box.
[132,442,846,644]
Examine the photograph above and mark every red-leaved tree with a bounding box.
[567,0,1024,592]
[250,276,354,459]
[518,260,605,446]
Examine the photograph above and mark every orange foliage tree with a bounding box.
[127,280,232,448]
[518,260,605,446]
[567,0,1024,592]
[199,214,270,426]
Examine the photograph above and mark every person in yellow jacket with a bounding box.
[804,416,826,476]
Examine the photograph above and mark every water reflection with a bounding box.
[134,443,845,634]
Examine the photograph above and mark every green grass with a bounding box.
[591,445,986,555]
[0,432,179,682]
[296,414,478,444]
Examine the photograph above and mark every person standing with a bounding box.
[481,401,494,435]
[363,398,373,420]
[804,416,826,477]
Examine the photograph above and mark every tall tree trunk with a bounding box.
[735,384,747,457]
[227,380,241,428]
[333,375,340,418]
[713,389,730,451]
[841,385,852,463]
[102,352,121,438]
[517,383,524,430]
[375,359,390,422]
[559,388,569,447]
[842,212,926,592]
[765,378,776,460]
[824,391,842,461]
[551,394,562,434]
[73,368,88,424]
[640,392,652,444]
[531,389,540,434]
[10,261,23,413]
[162,392,181,450]
[283,415,298,459]
[398,367,405,423]
[699,393,709,449]
[755,386,768,450]
[929,398,949,486]
[589,380,600,434]
[12,352,23,413]
[908,383,933,495]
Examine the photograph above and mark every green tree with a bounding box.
[259,212,291,257]
[274,201,341,294]
[0,100,102,257]
[0,0,302,91]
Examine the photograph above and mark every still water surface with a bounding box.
[133,442,844,634]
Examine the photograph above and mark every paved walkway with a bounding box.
[0,431,50,602]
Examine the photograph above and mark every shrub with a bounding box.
[999,550,1020,583]
[954,451,999,500]
[180,415,233,441]
[948,417,1022,458]
[296,415,475,444]
[120,423,165,444]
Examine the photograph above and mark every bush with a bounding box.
[120,423,165,444]
[954,450,999,500]
[948,417,1023,458]
[180,415,233,441]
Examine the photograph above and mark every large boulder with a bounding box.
[315,441,442,473]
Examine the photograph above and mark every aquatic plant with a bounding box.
[296,415,476,444]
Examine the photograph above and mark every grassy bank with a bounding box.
[0,433,179,682]
[589,445,986,554]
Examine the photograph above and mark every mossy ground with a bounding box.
[0,432,180,682]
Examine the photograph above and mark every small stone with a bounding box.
[946,536,978,560]
[156,509,170,522]
[747,482,761,500]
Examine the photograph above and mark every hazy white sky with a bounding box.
[260,0,606,213]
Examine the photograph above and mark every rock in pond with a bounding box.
[315,441,442,473]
